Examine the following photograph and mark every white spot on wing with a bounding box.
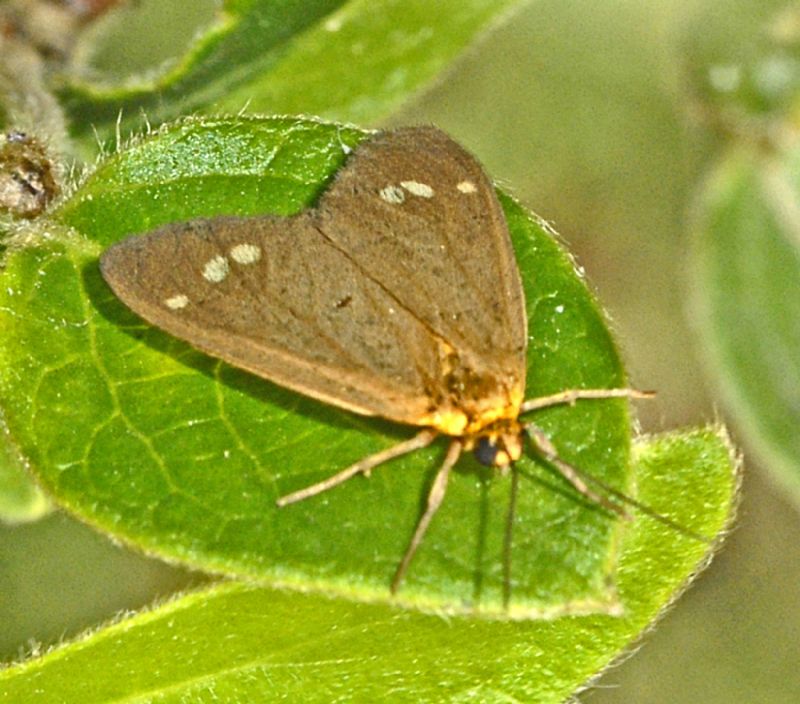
[457,180,477,194]
[401,180,434,198]
[165,294,189,310]
[379,185,405,204]
[203,255,229,283]
[230,243,261,265]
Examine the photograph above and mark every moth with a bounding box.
[100,126,655,595]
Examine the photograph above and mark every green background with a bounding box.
[1,0,797,702]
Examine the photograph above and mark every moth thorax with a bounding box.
[470,420,524,468]
[430,345,524,434]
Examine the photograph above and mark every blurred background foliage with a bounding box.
[0,0,799,701]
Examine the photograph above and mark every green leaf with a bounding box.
[0,428,737,703]
[59,0,525,148]
[690,145,800,504]
[1,115,635,615]
[0,423,50,524]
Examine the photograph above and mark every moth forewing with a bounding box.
[101,215,440,424]
[313,127,528,381]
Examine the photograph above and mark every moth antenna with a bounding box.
[391,440,462,593]
[277,429,437,507]
[524,424,630,520]
[520,387,655,414]
[524,425,710,543]
[560,461,711,543]
[502,467,520,609]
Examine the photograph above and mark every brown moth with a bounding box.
[100,127,649,594]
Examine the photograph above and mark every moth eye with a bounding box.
[474,437,498,467]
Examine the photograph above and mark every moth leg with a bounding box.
[502,466,520,609]
[277,429,438,507]
[523,424,630,520]
[520,388,654,414]
[391,439,462,593]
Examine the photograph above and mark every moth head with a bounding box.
[471,421,523,468]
